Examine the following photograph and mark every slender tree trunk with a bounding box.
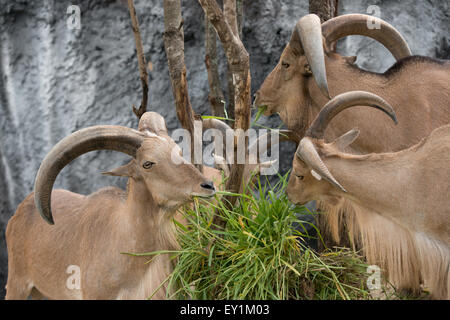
[236,0,243,38]
[309,0,338,22]
[224,0,243,126]
[127,0,149,119]
[163,0,196,164]
[205,19,225,117]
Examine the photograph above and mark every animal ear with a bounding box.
[258,159,278,170]
[344,56,357,64]
[251,159,278,176]
[331,128,360,150]
[102,160,137,178]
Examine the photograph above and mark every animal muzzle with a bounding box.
[287,193,302,206]
[200,181,215,192]
[192,181,216,198]
[252,91,268,110]
[252,91,261,109]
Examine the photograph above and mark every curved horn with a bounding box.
[290,14,330,98]
[138,112,168,135]
[202,118,233,152]
[296,137,346,192]
[322,14,412,60]
[34,125,146,225]
[213,154,230,176]
[306,91,397,139]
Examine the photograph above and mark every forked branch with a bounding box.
[128,0,149,119]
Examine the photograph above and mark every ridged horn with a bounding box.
[202,118,233,156]
[306,91,397,139]
[322,14,412,60]
[296,137,346,192]
[34,125,146,225]
[290,14,330,98]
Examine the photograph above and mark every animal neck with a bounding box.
[123,179,179,252]
[324,151,407,226]
[310,60,389,110]
[307,59,399,149]
[329,58,392,93]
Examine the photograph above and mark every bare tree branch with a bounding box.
[128,0,149,119]
[225,66,236,126]
[224,0,243,126]
[205,19,225,117]
[309,0,338,22]
[236,0,243,38]
[224,0,238,36]
[163,0,196,159]
[309,0,339,50]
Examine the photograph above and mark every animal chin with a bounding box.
[287,194,304,206]
[254,100,275,116]
[286,117,305,134]
[255,104,270,115]
[190,192,216,199]
[293,199,306,206]
[263,104,277,116]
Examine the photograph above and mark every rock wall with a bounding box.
[0,0,448,298]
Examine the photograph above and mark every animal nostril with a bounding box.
[200,181,215,191]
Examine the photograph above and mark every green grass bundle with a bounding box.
[153,173,370,300]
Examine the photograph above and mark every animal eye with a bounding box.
[296,174,304,180]
[281,61,290,68]
[142,161,154,169]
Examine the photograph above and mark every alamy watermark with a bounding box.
[67,5,81,30]
[169,124,280,175]
[66,265,81,290]
[366,5,381,30]
[366,264,381,293]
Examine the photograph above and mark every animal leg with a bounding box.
[5,277,33,300]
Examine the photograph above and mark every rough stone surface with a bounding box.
[0,0,448,298]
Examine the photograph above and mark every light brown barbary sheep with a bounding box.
[286,91,450,299]
[5,112,216,300]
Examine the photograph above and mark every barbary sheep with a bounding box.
[286,91,449,299]
[5,112,216,300]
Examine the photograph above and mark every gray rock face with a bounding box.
[0,0,448,298]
